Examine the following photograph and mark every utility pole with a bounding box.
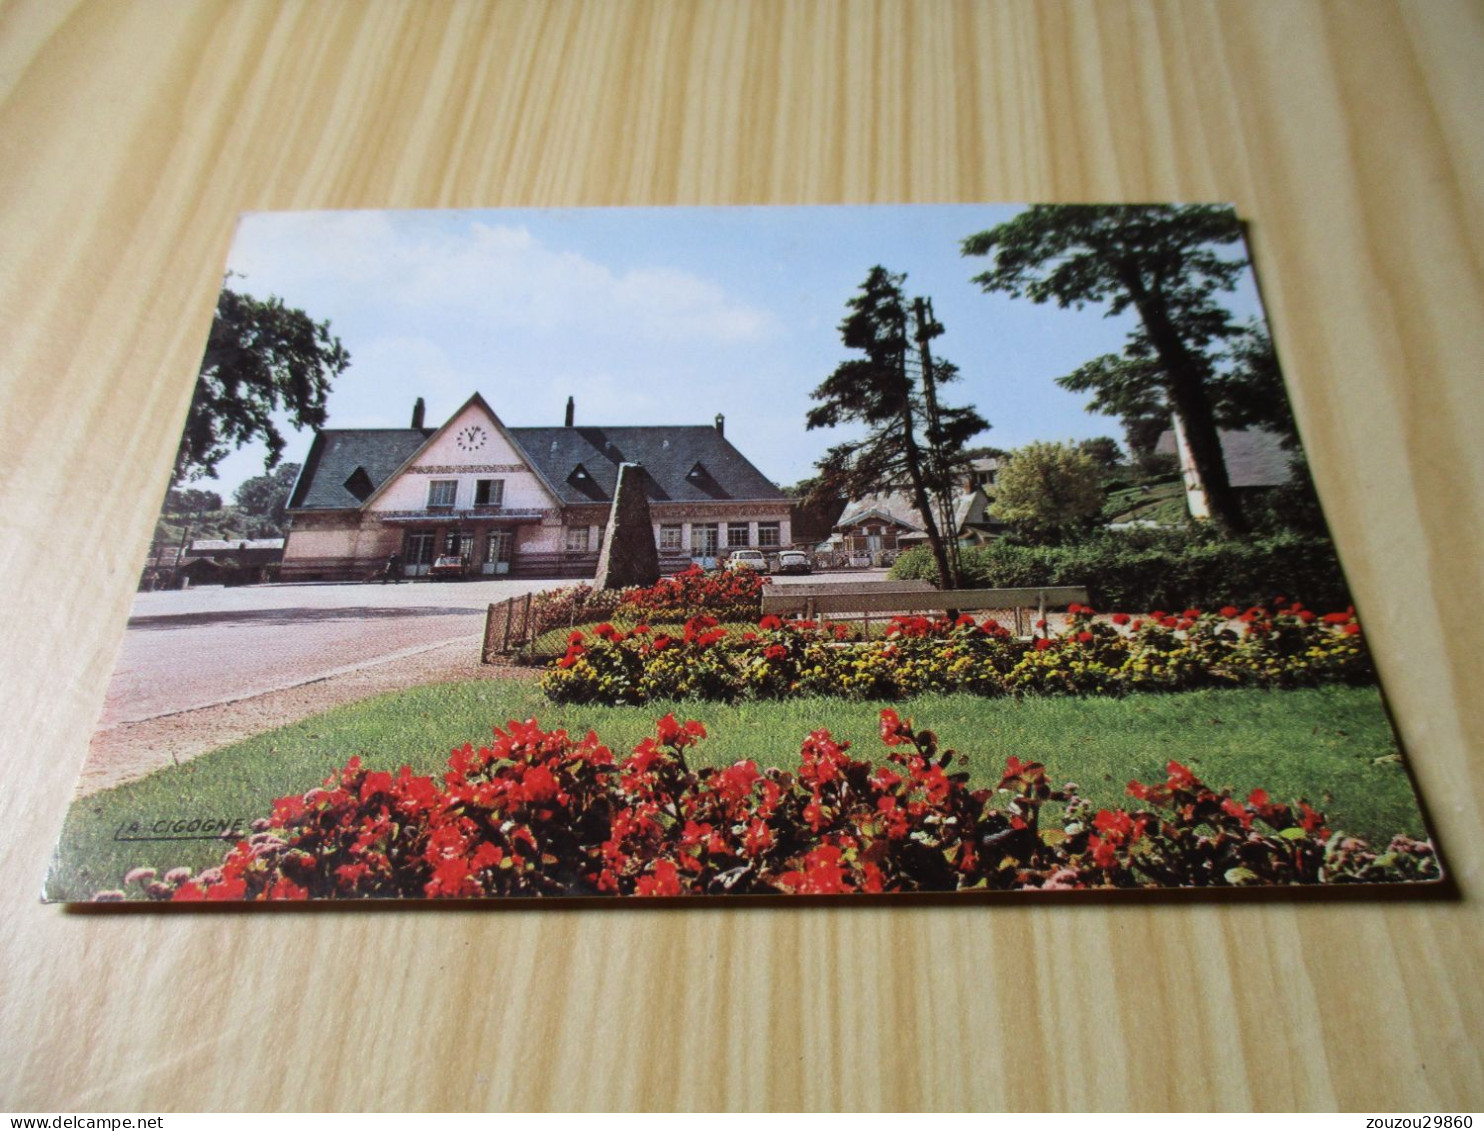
[913,297,962,589]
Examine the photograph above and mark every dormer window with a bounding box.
[568,463,592,483]
[343,466,374,503]
[686,462,706,480]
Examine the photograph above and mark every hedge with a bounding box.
[889,529,1352,612]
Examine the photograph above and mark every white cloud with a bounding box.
[227,213,774,346]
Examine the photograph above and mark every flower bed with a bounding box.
[540,601,1374,706]
[530,566,765,640]
[99,708,1437,901]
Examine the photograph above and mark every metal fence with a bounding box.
[481,593,537,662]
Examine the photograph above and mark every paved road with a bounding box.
[97,569,899,727]
[99,578,567,726]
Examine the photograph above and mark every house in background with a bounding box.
[1155,425,1293,520]
[829,487,1002,560]
[281,393,791,580]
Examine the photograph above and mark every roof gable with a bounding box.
[360,392,564,510]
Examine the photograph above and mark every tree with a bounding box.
[807,267,988,587]
[1077,436,1124,470]
[963,205,1260,535]
[990,441,1105,544]
[233,462,302,536]
[174,285,350,483]
[164,487,223,515]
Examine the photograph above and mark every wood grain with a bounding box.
[2,0,1481,1111]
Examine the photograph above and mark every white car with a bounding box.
[775,549,812,575]
[726,549,768,571]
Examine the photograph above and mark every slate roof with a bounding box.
[289,428,434,510]
[288,421,786,511]
[509,426,786,506]
[1155,427,1293,488]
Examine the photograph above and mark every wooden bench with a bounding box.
[761,582,1090,637]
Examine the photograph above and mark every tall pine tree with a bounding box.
[807,267,988,588]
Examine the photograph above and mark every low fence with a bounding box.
[482,592,538,662]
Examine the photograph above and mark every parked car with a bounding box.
[726,549,768,572]
[429,554,468,580]
[775,549,812,575]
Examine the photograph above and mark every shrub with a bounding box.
[990,440,1105,543]
[109,709,1438,901]
[540,602,1374,706]
[619,565,766,621]
[531,584,624,637]
[889,528,1351,612]
[531,567,765,639]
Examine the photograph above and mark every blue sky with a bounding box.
[207,204,1269,497]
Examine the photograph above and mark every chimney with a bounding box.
[411,397,426,430]
[714,413,725,437]
[565,396,575,428]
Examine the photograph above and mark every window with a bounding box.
[566,527,591,553]
[343,466,374,502]
[691,523,718,555]
[427,480,457,509]
[474,479,504,506]
[658,524,683,552]
[757,522,781,547]
[727,522,750,548]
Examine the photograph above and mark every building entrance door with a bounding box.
[404,532,436,577]
[483,530,513,575]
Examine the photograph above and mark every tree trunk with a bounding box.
[914,298,963,588]
[1122,270,1250,536]
[896,369,954,588]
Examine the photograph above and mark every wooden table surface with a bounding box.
[2,0,1480,1112]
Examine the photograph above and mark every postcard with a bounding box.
[45,204,1442,902]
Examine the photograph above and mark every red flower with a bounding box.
[1112,613,1131,626]
[656,714,707,748]
[1076,631,1094,644]
[1343,623,1361,636]
[1166,761,1198,790]
[759,614,783,631]
[636,860,683,897]
[1034,638,1052,651]
[764,644,787,660]
[879,708,908,747]
[1220,606,1239,618]
[1322,612,1350,625]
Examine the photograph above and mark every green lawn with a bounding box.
[47,680,1427,900]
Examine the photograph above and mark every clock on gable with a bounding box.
[455,424,488,452]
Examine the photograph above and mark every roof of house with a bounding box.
[289,428,434,510]
[836,488,995,535]
[188,539,286,553]
[1154,427,1293,488]
[288,419,786,511]
[509,426,786,505]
